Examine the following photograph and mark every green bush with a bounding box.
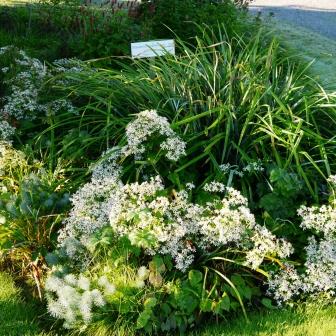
[0,0,250,61]
[139,0,249,41]
[0,3,144,61]
[0,142,70,290]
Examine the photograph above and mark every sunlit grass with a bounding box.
[0,0,37,6]
[194,304,336,336]
[3,263,335,336]
[258,20,336,91]
[0,272,47,336]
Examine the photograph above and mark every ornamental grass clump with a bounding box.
[53,25,336,208]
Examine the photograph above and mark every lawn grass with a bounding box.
[195,304,336,336]
[257,20,336,91]
[1,271,335,336]
[0,272,47,336]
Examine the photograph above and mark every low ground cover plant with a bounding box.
[0,141,71,297]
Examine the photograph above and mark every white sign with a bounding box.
[131,40,175,59]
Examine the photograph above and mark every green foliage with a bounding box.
[259,167,305,219]
[0,3,144,61]
[139,0,248,42]
[55,26,336,204]
[0,144,70,285]
[0,272,47,336]
[1,3,336,335]
[0,0,250,61]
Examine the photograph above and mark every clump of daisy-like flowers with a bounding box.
[124,109,186,161]
[268,175,336,305]
[0,46,82,141]
[46,110,293,330]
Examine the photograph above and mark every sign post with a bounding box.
[131,40,175,59]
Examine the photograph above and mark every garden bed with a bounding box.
[1,1,336,335]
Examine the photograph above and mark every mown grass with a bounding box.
[194,304,336,336]
[0,272,48,336]
[1,271,335,336]
[255,19,336,91]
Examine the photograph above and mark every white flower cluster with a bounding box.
[53,58,87,74]
[268,193,336,304]
[327,175,336,186]
[298,203,336,238]
[0,121,16,142]
[58,150,123,256]
[108,178,290,272]
[267,264,302,304]
[45,273,113,329]
[243,160,264,173]
[0,46,79,139]
[304,236,336,294]
[219,163,243,177]
[125,110,186,161]
[268,237,336,304]
[219,160,264,177]
[203,181,226,193]
[244,225,293,270]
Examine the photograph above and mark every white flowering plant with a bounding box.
[0,46,82,142]
[267,180,336,305]
[2,24,336,335]
[43,111,295,333]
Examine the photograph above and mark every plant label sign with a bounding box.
[131,40,175,59]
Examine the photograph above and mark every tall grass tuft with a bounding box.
[44,25,336,201]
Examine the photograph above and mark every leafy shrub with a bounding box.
[268,177,336,305]
[0,0,250,61]
[0,2,144,61]
[139,0,249,41]
[0,142,70,293]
